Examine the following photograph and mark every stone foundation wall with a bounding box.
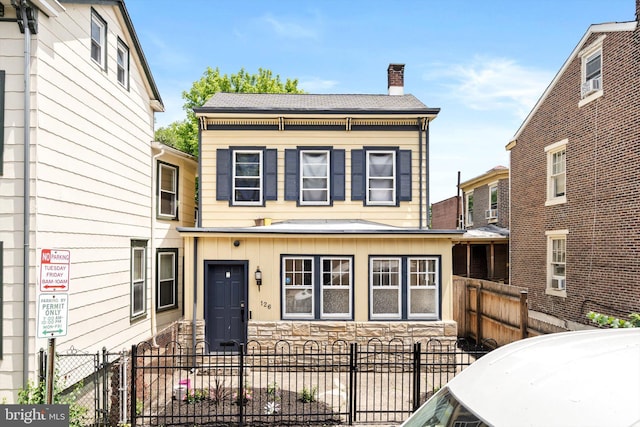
[174,319,457,350]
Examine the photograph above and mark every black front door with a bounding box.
[204,262,246,351]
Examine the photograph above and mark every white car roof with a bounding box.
[448,328,640,427]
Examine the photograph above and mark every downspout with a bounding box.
[418,118,423,229]
[18,0,32,389]
[192,119,203,354]
[150,145,165,347]
[425,120,431,228]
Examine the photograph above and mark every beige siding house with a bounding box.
[179,65,461,352]
[0,0,195,401]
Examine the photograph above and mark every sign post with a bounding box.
[37,249,71,404]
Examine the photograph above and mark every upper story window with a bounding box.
[370,256,440,320]
[158,161,178,220]
[90,9,107,70]
[233,150,262,205]
[116,38,129,88]
[351,148,412,206]
[579,37,604,105]
[216,148,277,206]
[285,148,345,206]
[545,139,567,206]
[367,151,396,204]
[282,256,353,320]
[486,184,498,221]
[301,150,330,205]
[546,230,568,297]
[465,191,474,226]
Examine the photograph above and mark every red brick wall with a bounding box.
[431,196,460,229]
[510,28,640,324]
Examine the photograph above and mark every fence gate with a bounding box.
[39,347,125,426]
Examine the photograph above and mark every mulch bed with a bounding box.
[151,387,344,426]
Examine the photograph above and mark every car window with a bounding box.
[402,387,489,427]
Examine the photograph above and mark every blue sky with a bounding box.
[126,0,633,203]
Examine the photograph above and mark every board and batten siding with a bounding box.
[200,129,428,228]
[182,235,454,323]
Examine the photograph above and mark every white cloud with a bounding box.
[423,56,553,120]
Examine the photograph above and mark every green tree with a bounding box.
[155,67,305,157]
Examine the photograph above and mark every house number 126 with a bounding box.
[260,300,271,310]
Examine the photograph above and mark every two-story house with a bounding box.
[0,0,195,401]
[507,1,640,330]
[454,166,509,283]
[178,65,461,351]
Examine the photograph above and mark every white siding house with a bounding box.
[0,0,194,402]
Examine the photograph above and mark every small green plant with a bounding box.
[135,398,143,416]
[184,388,208,404]
[587,311,640,328]
[18,377,89,427]
[266,381,279,400]
[264,400,281,415]
[299,385,317,403]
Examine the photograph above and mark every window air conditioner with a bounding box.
[551,278,566,290]
[485,209,498,219]
[581,77,601,97]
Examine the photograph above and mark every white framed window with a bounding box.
[486,184,498,221]
[157,249,178,311]
[282,257,314,319]
[545,140,567,206]
[465,191,474,226]
[579,38,604,105]
[546,230,568,296]
[282,256,353,320]
[367,151,396,205]
[300,150,330,205]
[116,38,129,88]
[370,257,401,319]
[158,162,178,219]
[90,9,107,69]
[233,150,262,205]
[408,257,439,319]
[131,240,147,318]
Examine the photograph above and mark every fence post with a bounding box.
[475,282,483,344]
[130,345,136,426]
[412,342,421,412]
[348,342,357,425]
[520,291,529,339]
[238,343,244,427]
[38,348,45,384]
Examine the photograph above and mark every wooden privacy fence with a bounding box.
[453,276,530,347]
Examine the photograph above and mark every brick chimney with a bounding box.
[387,64,405,95]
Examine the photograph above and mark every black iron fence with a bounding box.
[131,338,494,426]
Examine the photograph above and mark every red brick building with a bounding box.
[508,2,640,329]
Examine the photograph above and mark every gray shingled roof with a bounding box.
[195,93,439,114]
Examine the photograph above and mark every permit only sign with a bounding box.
[37,293,68,338]
[40,249,70,292]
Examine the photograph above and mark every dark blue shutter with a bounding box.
[284,149,298,201]
[351,149,364,201]
[216,149,230,201]
[332,149,345,201]
[0,70,4,176]
[399,150,412,201]
[264,149,277,201]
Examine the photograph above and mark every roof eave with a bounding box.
[510,20,637,143]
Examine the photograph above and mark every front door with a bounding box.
[204,262,247,351]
